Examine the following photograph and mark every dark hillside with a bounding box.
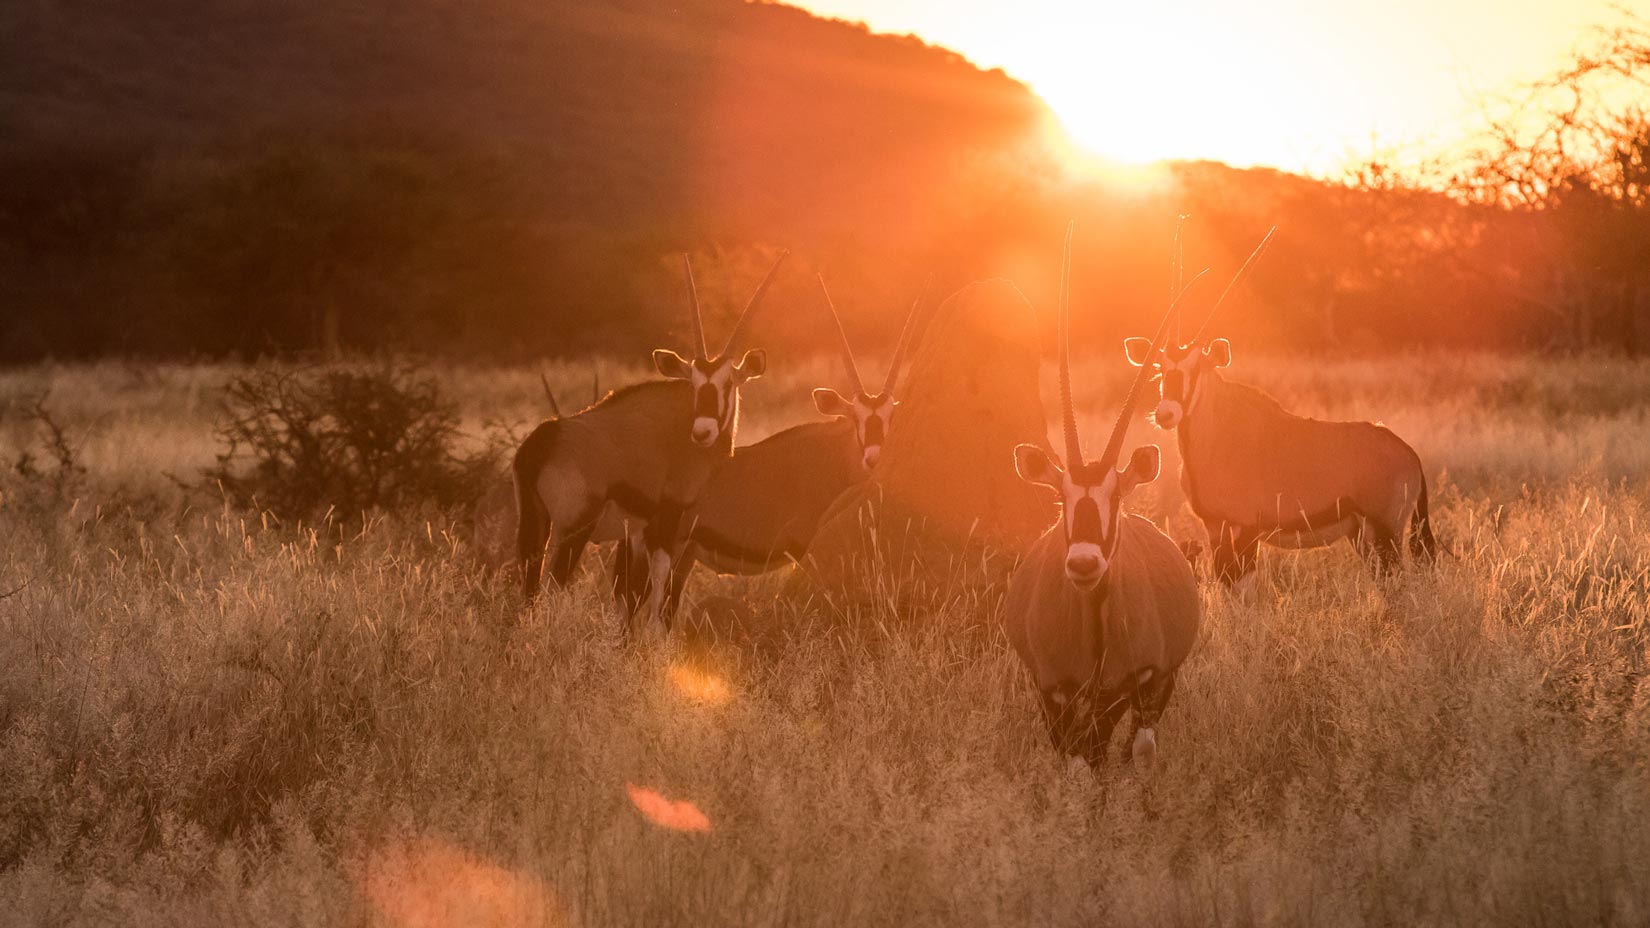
[0,0,1053,358]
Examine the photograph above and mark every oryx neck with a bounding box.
[1077,573,1114,677]
[1179,367,1224,446]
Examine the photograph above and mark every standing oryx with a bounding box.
[1125,229,1437,585]
[513,251,787,632]
[631,275,925,619]
[1004,226,1201,769]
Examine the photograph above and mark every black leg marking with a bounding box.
[1081,694,1130,768]
[610,537,648,621]
[1040,683,1128,768]
[517,502,549,602]
[661,545,697,628]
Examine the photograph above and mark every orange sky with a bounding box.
[793,0,1648,176]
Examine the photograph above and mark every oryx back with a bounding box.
[686,418,864,574]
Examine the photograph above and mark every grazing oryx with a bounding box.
[1125,229,1437,585]
[627,276,925,618]
[1005,226,1201,769]
[513,251,787,631]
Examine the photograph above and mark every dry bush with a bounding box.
[0,391,86,507]
[203,365,501,520]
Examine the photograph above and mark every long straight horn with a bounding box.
[540,369,561,418]
[721,249,791,358]
[1100,269,1211,468]
[1171,214,1187,344]
[1059,221,1081,467]
[1190,226,1277,346]
[682,254,707,358]
[882,276,929,395]
[816,275,865,394]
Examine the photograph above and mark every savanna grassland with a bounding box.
[0,353,1647,927]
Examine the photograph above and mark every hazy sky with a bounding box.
[793,0,1647,175]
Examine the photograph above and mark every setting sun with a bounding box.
[796,0,1643,174]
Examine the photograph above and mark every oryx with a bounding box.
[512,251,787,631]
[1004,225,1201,769]
[624,275,925,618]
[1125,229,1438,585]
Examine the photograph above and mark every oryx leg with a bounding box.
[1038,684,1085,759]
[659,544,699,629]
[546,515,599,588]
[1123,669,1178,768]
[517,495,551,600]
[630,500,689,636]
[1080,691,1131,769]
[520,497,600,600]
[611,531,650,626]
[1351,517,1401,576]
[1209,521,1260,588]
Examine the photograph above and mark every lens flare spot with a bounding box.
[356,837,560,928]
[626,784,713,833]
[668,663,731,705]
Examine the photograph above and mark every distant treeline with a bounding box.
[2,0,1647,360]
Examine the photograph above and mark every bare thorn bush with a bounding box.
[203,364,500,519]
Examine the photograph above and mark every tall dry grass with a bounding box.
[0,353,1645,926]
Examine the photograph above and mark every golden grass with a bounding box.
[0,353,1646,926]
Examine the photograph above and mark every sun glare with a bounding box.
[627,785,714,833]
[799,0,1626,176]
[668,663,733,705]
[356,837,561,928]
[1008,9,1345,172]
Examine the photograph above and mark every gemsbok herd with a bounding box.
[511,224,1437,770]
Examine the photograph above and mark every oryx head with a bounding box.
[1125,337,1231,430]
[1014,223,1176,593]
[810,276,924,472]
[1124,226,1275,431]
[653,252,789,448]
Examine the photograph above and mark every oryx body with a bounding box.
[1171,366,1433,579]
[514,252,785,632]
[1124,226,1436,585]
[1004,225,1201,769]
[1129,344,1435,585]
[673,417,867,574]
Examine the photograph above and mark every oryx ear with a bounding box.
[1124,337,1155,367]
[1013,443,1063,488]
[812,388,854,418]
[733,348,767,381]
[1206,338,1232,368]
[653,349,692,380]
[1119,445,1161,494]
